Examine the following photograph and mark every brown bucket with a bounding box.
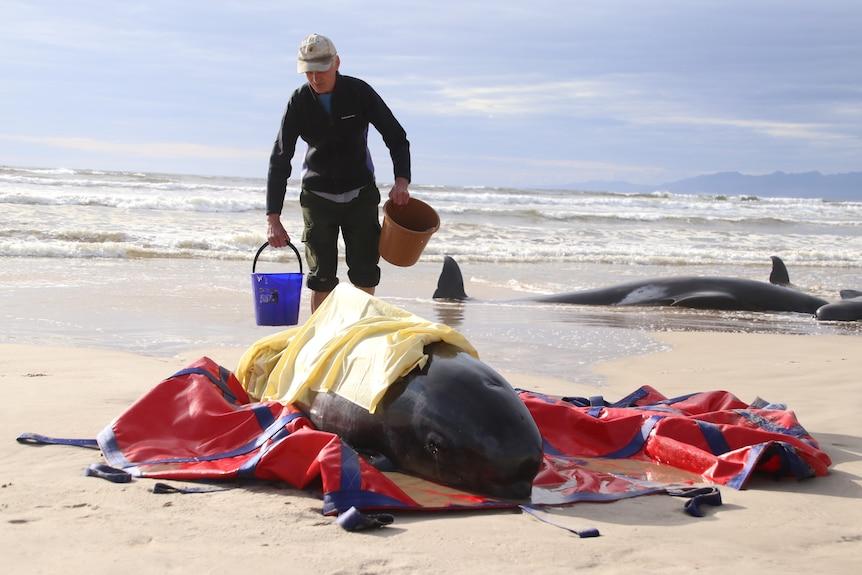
[379,198,440,267]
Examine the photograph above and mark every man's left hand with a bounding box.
[389,177,410,206]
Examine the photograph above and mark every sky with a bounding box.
[1,0,861,187]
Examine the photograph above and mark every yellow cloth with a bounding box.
[236,284,478,413]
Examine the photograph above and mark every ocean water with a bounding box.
[2,165,860,270]
[1,165,860,385]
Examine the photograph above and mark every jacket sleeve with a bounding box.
[365,85,411,183]
[266,93,301,214]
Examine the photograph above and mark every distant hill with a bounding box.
[565,171,862,200]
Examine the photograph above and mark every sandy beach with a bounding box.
[3,3,862,571]
[2,325,860,573]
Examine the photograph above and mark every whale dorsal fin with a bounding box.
[433,256,468,300]
[840,289,862,300]
[769,256,791,286]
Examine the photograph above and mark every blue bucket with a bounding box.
[251,241,304,326]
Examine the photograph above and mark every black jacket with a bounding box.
[266,73,411,214]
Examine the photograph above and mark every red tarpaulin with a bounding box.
[24,357,831,515]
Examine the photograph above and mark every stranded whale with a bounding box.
[298,341,543,500]
[815,290,862,321]
[434,255,832,316]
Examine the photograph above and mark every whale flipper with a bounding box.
[433,256,468,300]
[769,256,791,286]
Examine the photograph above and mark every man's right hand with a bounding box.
[267,214,290,247]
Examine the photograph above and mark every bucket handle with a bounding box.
[252,241,303,275]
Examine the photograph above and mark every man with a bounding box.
[266,33,411,312]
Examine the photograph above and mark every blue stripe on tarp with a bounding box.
[609,386,651,407]
[325,485,519,515]
[320,443,417,515]
[339,443,363,491]
[602,415,664,459]
[235,424,300,479]
[633,405,683,414]
[170,367,239,406]
[169,366,275,431]
[250,404,276,430]
[541,438,565,457]
[588,396,604,418]
[727,443,766,489]
[235,436,276,479]
[541,415,664,461]
[769,442,815,480]
[655,392,698,405]
[218,365,233,389]
[102,412,304,469]
[98,424,134,470]
[271,426,293,443]
[696,420,732,455]
[518,389,559,405]
[560,396,590,407]
[322,490,417,515]
[726,441,816,490]
[734,410,810,439]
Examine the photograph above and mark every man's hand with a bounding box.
[267,214,290,247]
[389,177,410,206]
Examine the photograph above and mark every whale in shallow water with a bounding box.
[815,290,862,321]
[298,341,543,500]
[433,256,830,315]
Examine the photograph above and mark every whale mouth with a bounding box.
[472,457,541,501]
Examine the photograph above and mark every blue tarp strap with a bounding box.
[519,505,600,538]
[666,486,723,517]
[84,463,132,483]
[152,482,235,494]
[16,432,99,449]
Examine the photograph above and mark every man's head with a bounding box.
[297,33,339,94]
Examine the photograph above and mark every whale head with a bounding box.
[378,342,543,500]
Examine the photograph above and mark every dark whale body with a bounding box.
[298,341,543,500]
[816,290,862,321]
[434,255,830,315]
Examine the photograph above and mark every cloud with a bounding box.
[436,81,604,116]
[0,134,266,160]
[632,114,857,144]
[415,151,667,183]
[0,3,249,68]
[386,76,613,117]
[479,155,667,182]
[386,72,860,148]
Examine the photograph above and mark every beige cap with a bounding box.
[297,33,337,73]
